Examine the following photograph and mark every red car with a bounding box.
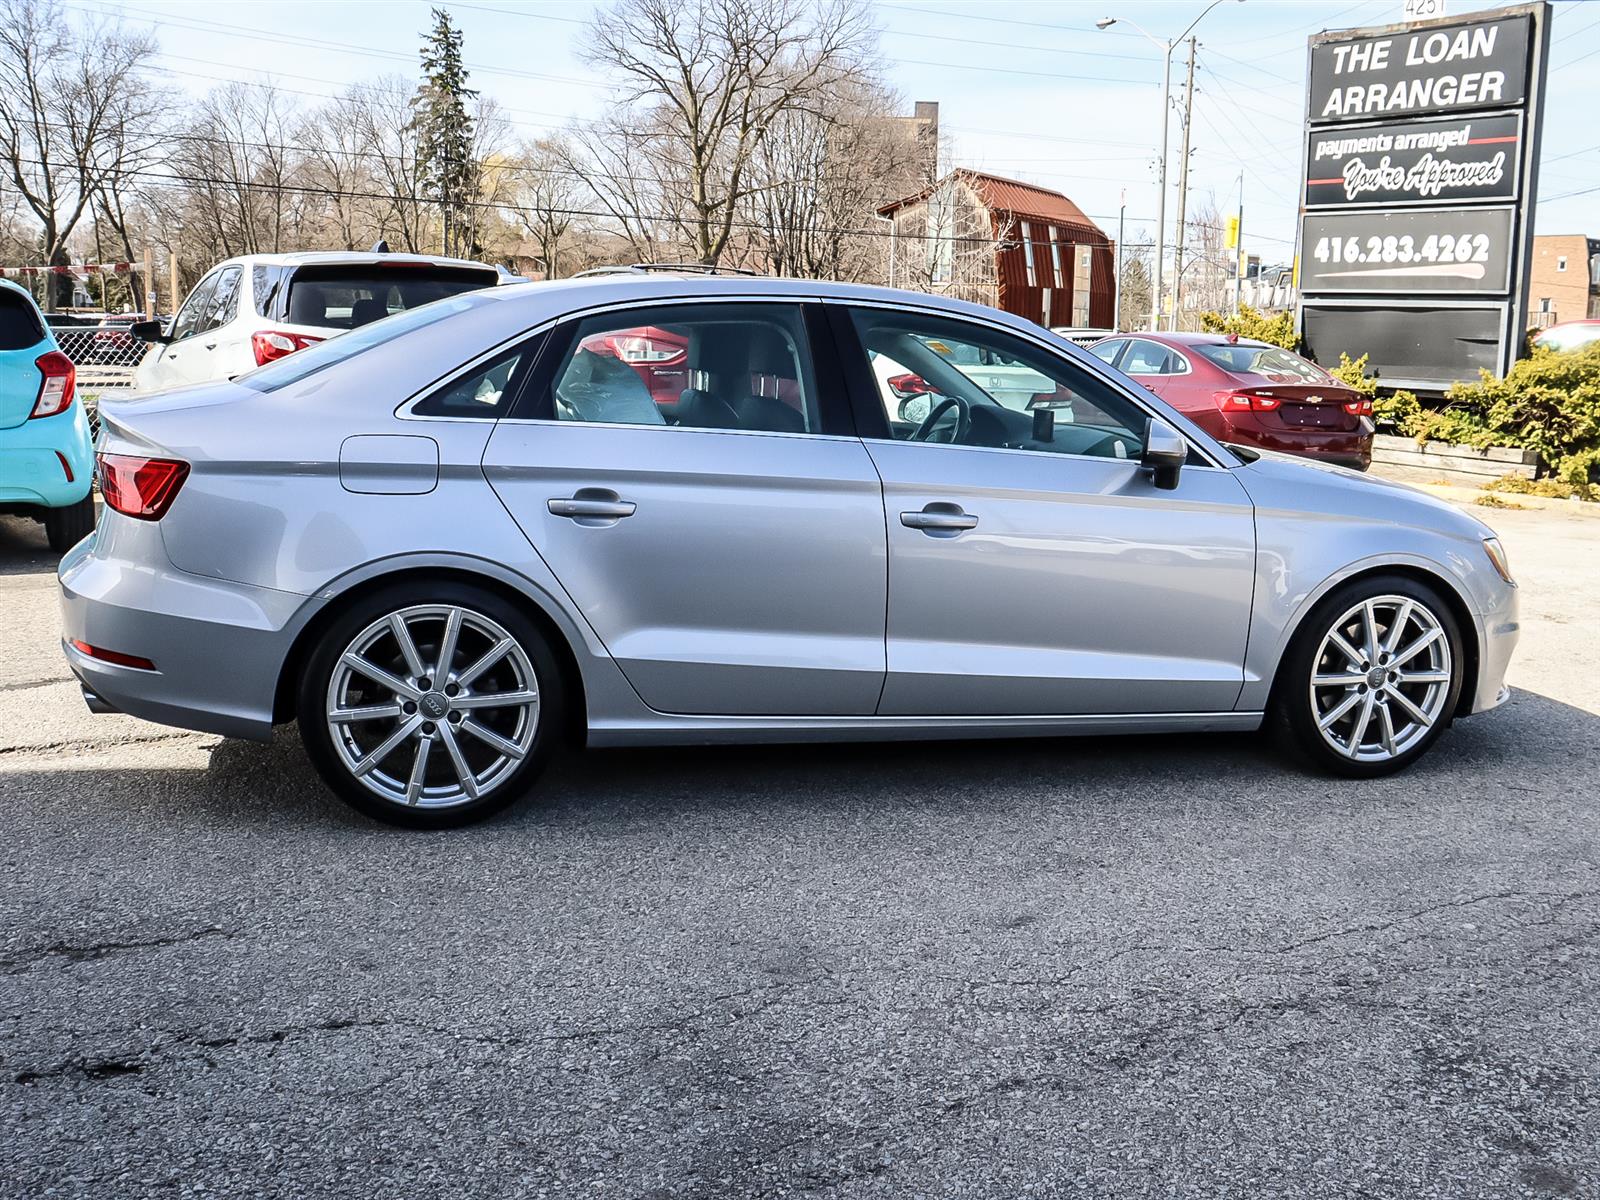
[576,324,689,409]
[1089,332,1373,470]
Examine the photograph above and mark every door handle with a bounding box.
[548,489,637,523]
[901,503,978,536]
[204,342,217,350]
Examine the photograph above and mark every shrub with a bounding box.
[1197,305,1298,350]
[1439,342,1600,482]
[1330,353,1427,438]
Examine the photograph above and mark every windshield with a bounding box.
[284,265,497,331]
[1195,342,1333,384]
[237,292,494,393]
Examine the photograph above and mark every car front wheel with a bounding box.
[298,582,563,828]
[1273,575,1465,777]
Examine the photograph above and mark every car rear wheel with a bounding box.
[1272,575,1464,777]
[43,494,96,554]
[297,582,563,828]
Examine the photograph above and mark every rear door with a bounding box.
[482,299,887,716]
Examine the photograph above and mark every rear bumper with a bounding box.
[57,517,308,741]
[1216,415,1373,469]
[0,406,93,508]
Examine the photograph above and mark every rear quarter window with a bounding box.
[0,289,46,351]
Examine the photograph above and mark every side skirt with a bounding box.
[585,711,1265,748]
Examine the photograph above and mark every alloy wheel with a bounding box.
[1308,594,1453,763]
[324,604,540,809]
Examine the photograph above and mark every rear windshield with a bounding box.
[237,292,496,393]
[284,265,497,330]
[0,290,45,351]
[1194,342,1333,384]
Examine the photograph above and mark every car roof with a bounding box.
[210,250,499,271]
[1129,331,1280,348]
[0,277,41,304]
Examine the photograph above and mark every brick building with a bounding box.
[877,170,1115,330]
[1528,234,1600,327]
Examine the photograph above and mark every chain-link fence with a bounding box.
[50,324,147,439]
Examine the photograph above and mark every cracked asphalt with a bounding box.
[3,503,1599,1199]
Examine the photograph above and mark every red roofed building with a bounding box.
[877,169,1115,330]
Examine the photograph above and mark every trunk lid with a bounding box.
[1229,380,1365,432]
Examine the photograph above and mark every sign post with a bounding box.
[1297,2,1549,393]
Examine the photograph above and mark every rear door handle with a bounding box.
[901,504,978,536]
[548,489,637,523]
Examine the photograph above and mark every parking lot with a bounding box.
[3,501,1598,1199]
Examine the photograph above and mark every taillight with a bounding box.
[251,329,324,365]
[887,373,933,395]
[97,453,189,520]
[611,335,682,364]
[1344,398,1374,417]
[30,350,76,418]
[1214,390,1281,412]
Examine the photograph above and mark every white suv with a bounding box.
[131,251,501,392]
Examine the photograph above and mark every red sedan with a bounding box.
[1089,332,1373,470]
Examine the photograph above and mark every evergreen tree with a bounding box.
[411,8,478,256]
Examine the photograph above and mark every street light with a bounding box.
[1099,0,1243,331]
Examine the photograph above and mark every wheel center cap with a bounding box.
[1368,667,1387,690]
[419,691,449,718]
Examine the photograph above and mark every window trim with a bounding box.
[825,300,1225,470]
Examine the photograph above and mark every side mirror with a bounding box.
[1141,417,1186,490]
[130,319,170,344]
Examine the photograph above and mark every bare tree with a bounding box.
[575,0,874,266]
[505,137,586,279]
[354,75,431,253]
[0,0,163,307]
[892,172,1010,307]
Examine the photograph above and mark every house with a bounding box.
[1528,235,1600,327]
[877,169,1115,330]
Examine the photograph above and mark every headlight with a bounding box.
[1482,536,1515,586]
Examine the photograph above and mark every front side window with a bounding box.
[1087,338,1126,365]
[170,273,220,342]
[848,308,1150,461]
[547,304,818,434]
[200,266,242,333]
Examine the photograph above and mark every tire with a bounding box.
[43,494,96,554]
[1271,574,1465,778]
[297,581,565,828]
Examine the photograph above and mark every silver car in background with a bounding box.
[59,273,1520,827]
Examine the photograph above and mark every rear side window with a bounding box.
[237,292,495,393]
[284,265,497,330]
[0,289,45,350]
[412,334,545,418]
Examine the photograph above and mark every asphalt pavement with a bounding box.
[3,504,1598,1199]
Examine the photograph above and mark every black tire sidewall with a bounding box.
[297,580,564,828]
[44,495,96,553]
[1274,574,1466,778]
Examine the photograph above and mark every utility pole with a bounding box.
[1114,190,1125,333]
[1152,45,1173,331]
[1233,171,1245,316]
[1170,36,1197,332]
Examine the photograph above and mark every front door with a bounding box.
[483,300,886,716]
[834,305,1257,717]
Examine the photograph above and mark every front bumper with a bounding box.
[1466,577,1520,716]
[57,516,309,741]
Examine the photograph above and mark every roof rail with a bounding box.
[573,262,763,279]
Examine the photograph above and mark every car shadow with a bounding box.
[0,513,56,576]
[7,685,1587,835]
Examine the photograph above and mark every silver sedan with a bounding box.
[59,274,1520,827]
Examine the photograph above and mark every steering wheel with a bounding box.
[910,394,972,443]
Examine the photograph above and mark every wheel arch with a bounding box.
[1267,560,1480,719]
[271,560,591,744]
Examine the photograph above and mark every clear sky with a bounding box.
[66,0,1600,268]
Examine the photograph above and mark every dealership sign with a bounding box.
[1304,113,1521,207]
[1298,4,1549,391]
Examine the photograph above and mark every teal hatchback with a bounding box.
[0,280,95,551]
